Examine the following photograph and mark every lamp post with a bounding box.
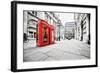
[58,25,60,41]
[57,20,61,41]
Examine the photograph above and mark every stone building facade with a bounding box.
[65,22,76,39]
[74,13,90,44]
[23,11,62,42]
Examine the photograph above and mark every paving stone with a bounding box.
[24,52,48,62]
[23,39,90,62]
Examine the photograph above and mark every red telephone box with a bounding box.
[37,19,49,46]
[36,19,55,47]
[49,25,55,44]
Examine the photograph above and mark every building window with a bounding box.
[32,11,37,16]
[83,21,86,26]
[83,26,86,30]
[83,31,86,34]
[34,32,36,38]
[28,31,33,38]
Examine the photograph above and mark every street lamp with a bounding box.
[57,20,61,41]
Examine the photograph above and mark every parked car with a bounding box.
[68,36,72,40]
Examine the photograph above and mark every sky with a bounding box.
[56,13,75,26]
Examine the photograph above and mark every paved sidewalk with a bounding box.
[24,40,36,49]
[23,39,90,62]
